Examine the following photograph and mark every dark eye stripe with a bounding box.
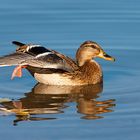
[82,44,98,49]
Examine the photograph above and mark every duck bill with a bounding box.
[98,52,115,61]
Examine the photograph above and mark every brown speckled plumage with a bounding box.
[72,61,102,84]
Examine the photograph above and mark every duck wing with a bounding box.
[51,50,78,71]
[0,41,78,72]
[0,52,34,66]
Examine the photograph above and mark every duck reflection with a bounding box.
[0,83,115,125]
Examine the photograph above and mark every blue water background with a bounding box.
[0,0,140,140]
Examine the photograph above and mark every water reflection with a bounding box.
[0,83,115,125]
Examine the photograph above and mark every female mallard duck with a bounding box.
[0,41,115,85]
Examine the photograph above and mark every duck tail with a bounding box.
[12,41,25,47]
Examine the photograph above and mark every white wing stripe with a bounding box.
[36,52,53,58]
[27,45,42,51]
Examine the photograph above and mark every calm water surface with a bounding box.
[0,0,140,140]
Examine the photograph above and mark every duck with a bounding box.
[0,41,115,85]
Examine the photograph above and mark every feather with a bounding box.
[0,41,78,72]
[0,52,34,66]
[12,41,25,47]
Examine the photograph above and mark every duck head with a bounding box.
[76,41,115,66]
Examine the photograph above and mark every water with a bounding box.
[0,0,140,140]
